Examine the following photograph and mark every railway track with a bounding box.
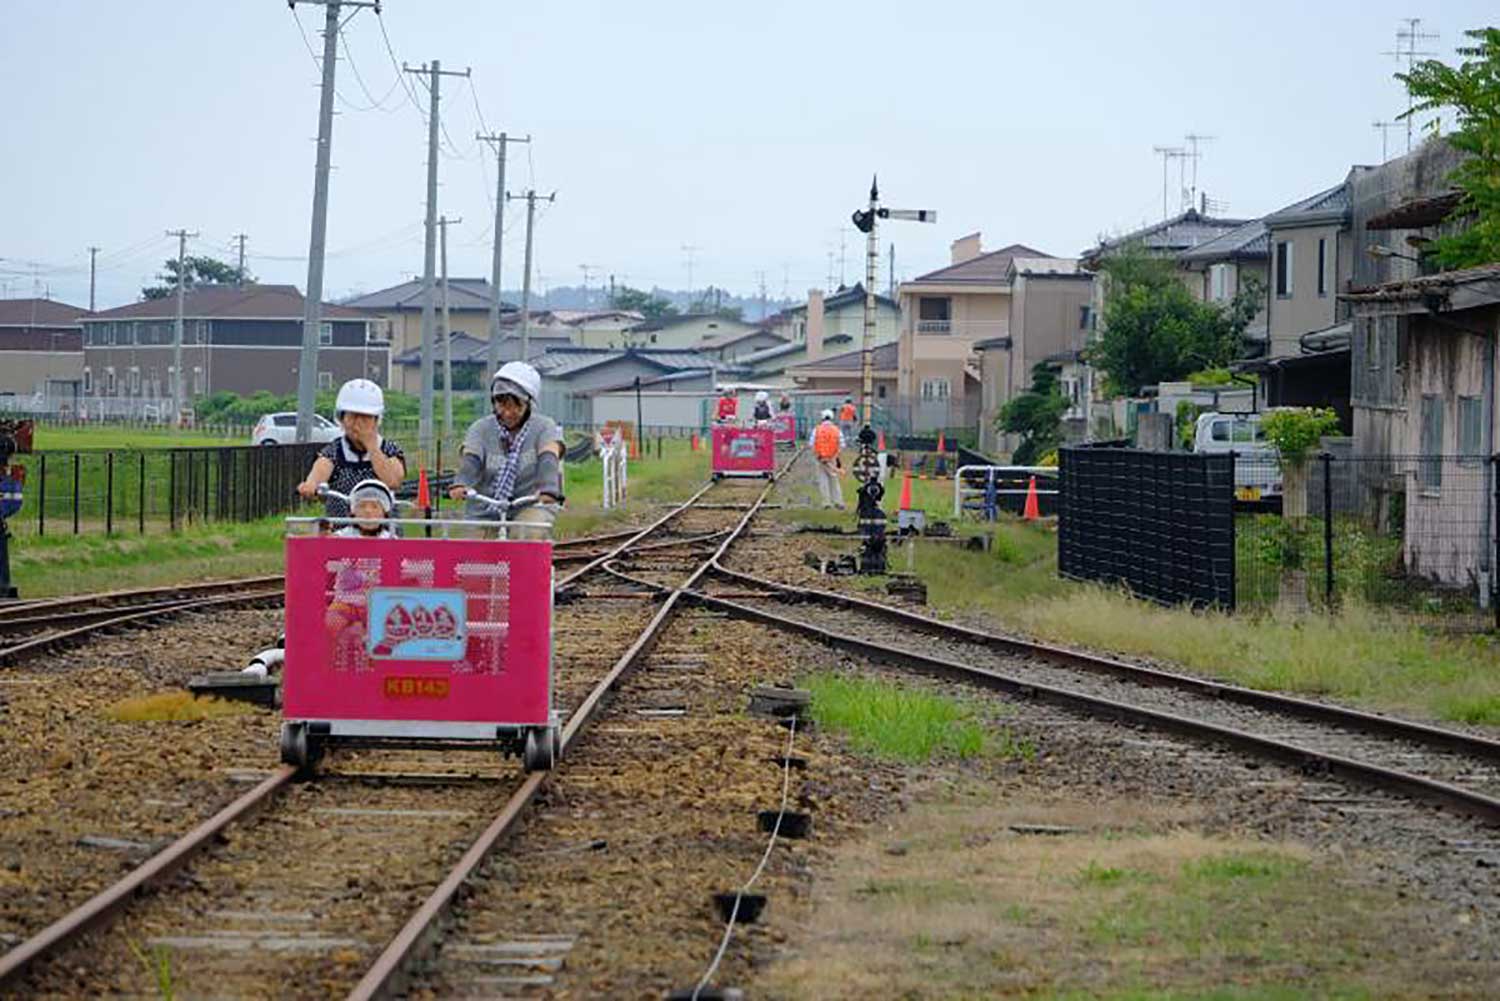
[694,549,1500,825]
[0,457,799,996]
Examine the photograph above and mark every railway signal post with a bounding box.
[849,177,935,573]
[0,420,34,600]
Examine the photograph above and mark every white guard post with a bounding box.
[600,430,628,509]
[953,465,1060,518]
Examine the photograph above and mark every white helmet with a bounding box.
[491,361,541,402]
[821,409,835,420]
[755,390,769,403]
[347,478,395,515]
[335,378,384,419]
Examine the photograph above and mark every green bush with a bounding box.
[1261,407,1340,467]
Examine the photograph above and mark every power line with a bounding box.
[337,17,404,113]
[374,9,429,124]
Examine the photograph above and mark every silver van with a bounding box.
[1192,412,1281,502]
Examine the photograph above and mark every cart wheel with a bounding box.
[280,722,308,768]
[523,727,559,772]
[280,723,324,772]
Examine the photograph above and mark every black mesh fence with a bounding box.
[8,444,321,536]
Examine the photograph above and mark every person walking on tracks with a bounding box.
[838,396,858,441]
[448,361,564,540]
[810,409,846,509]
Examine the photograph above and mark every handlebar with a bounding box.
[312,483,413,509]
[462,488,556,513]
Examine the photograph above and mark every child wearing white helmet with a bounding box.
[752,390,772,422]
[449,361,564,540]
[297,378,406,520]
[334,479,398,538]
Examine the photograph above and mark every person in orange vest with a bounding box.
[715,388,738,424]
[810,409,846,509]
[837,396,858,440]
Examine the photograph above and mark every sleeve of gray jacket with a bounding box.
[535,451,564,501]
[455,451,485,489]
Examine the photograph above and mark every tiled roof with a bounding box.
[698,328,786,351]
[0,297,89,327]
[1081,210,1251,263]
[1263,183,1352,228]
[1009,257,1083,277]
[626,312,755,334]
[85,284,366,321]
[737,333,854,367]
[907,244,1052,285]
[531,346,742,380]
[788,341,898,373]
[343,278,515,312]
[1343,263,1500,303]
[1177,219,1271,263]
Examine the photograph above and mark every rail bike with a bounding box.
[278,486,562,773]
[710,423,776,480]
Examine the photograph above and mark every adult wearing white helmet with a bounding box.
[297,378,406,520]
[752,390,772,423]
[449,361,564,540]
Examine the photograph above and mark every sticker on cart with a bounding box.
[729,437,761,458]
[367,588,468,661]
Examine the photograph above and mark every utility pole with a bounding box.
[680,244,698,307]
[477,131,529,380]
[888,243,895,301]
[1385,18,1439,154]
[232,233,248,286]
[87,246,99,312]
[755,270,767,321]
[289,0,380,444]
[166,228,199,423]
[579,264,601,306]
[405,58,471,457]
[438,215,460,441]
[507,189,556,361]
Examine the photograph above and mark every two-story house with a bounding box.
[0,297,88,406]
[622,313,760,350]
[766,283,900,348]
[81,284,381,406]
[1262,173,1369,360]
[1176,219,1270,351]
[895,234,1051,433]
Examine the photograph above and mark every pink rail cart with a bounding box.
[279,490,561,772]
[710,425,775,479]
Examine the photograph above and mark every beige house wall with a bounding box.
[1267,223,1343,357]
[896,283,1011,401]
[0,350,84,396]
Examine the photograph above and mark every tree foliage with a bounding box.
[142,255,253,300]
[1399,27,1500,269]
[999,363,1069,465]
[1092,247,1263,397]
[609,285,678,320]
[1261,407,1341,468]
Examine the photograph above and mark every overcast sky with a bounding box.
[1,1,1489,311]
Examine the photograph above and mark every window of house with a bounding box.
[192,366,203,395]
[148,369,160,398]
[317,371,334,390]
[917,297,952,333]
[1078,305,1092,330]
[319,322,333,346]
[877,384,887,399]
[1275,241,1293,297]
[128,367,141,395]
[1209,264,1231,302]
[1458,396,1483,461]
[1419,395,1443,490]
[1317,238,1328,296]
[82,367,92,395]
[920,378,950,401]
[105,368,117,395]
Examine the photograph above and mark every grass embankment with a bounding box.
[32,426,244,450]
[762,786,1449,999]
[882,515,1500,727]
[7,437,712,597]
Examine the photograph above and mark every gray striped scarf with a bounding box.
[492,415,533,504]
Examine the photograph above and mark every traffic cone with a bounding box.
[1022,475,1040,520]
[877,429,886,452]
[690,432,699,451]
[416,468,431,509]
[630,436,639,460]
[898,472,913,511]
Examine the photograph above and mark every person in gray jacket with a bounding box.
[448,361,564,539]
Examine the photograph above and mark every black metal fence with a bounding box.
[8,444,320,536]
[1058,448,1236,608]
[1059,447,1500,631]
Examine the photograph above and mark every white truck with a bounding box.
[1192,412,1282,504]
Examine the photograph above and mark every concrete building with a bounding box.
[0,298,88,407]
[766,283,900,348]
[81,284,381,406]
[697,327,787,361]
[622,313,759,350]
[972,258,1093,454]
[1263,174,1368,360]
[895,234,1052,433]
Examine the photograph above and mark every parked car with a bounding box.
[253,412,341,446]
[1192,412,1282,503]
